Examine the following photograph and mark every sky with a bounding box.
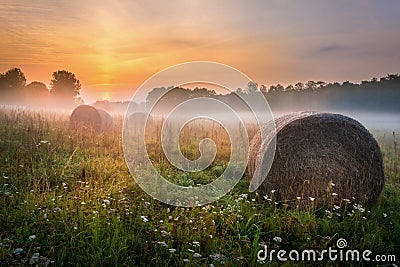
[1,0,399,103]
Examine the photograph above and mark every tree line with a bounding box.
[146,74,400,113]
[0,68,82,108]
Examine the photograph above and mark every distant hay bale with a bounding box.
[126,112,154,131]
[248,111,385,208]
[70,105,114,132]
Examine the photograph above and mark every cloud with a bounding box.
[318,44,348,53]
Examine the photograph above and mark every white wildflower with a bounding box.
[273,236,282,242]
[14,248,23,255]
[29,253,40,265]
[157,241,167,247]
[29,235,36,241]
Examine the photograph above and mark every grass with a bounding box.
[0,108,399,266]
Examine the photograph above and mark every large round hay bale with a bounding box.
[248,111,385,208]
[70,105,114,132]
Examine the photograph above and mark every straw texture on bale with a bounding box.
[70,105,114,132]
[248,111,385,208]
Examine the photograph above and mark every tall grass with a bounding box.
[0,109,399,266]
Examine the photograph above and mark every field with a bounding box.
[0,108,399,266]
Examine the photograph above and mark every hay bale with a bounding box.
[248,111,385,208]
[126,112,154,131]
[70,105,114,132]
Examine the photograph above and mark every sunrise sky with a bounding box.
[1,0,399,102]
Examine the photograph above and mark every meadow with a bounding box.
[0,108,399,266]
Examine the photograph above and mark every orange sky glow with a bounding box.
[1,1,399,103]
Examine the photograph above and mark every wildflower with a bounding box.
[353,204,365,213]
[193,253,202,258]
[331,192,338,196]
[296,196,301,200]
[183,259,189,262]
[309,197,315,202]
[191,241,200,247]
[157,241,167,247]
[209,253,226,262]
[342,198,350,203]
[271,189,276,194]
[140,216,149,222]
[13,248,23,255]
[81,201,86,205]
[29,235,36,241]
[331,182,336,187]
[383,213,388,218]
[188,248,195,253]
[30,253,40,265]
[103,199,110,205]
[161,230,171,237]
[168,248,176,253]
[273,236,282,242]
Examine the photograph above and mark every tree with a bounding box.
[24,81,49,106]
[0,68,26,90]
[259,84,268,93]
[0,68,27,102]
[294,82,305,91]
[25,81,48,94]
[50,70,81,103]
[246,81,258,93]
[285,84,294,91]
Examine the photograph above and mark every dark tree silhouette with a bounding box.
[0,68,27,103]
[24,81,49,106]
[0,68,26,90]
[50,70,81,104]
[25,81,48,94]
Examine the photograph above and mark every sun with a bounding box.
[101,91,111,101]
